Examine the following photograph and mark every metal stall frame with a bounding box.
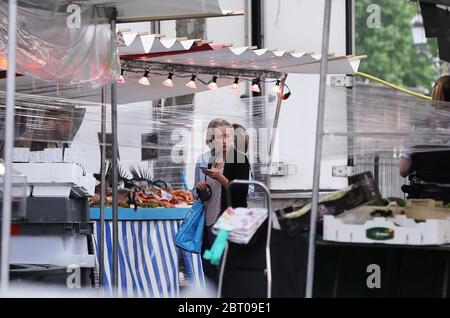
[220,179,273,298]
[99,86,107,289]
[0,1,245,294]
[306,0,332,298]
[1,0,17,292]
[109,8,120,292]
[1,0,335,298]
[1,0,286,295]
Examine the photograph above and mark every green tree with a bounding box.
[355,0,439,92]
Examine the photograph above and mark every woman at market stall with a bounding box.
[193,121,254,201]
[194,118,250,288]
[399,75,450,204]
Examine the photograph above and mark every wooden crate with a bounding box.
[405,199,450,221]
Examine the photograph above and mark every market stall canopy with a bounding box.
[0,1,120,87]
[116,30,219,56]
[0,71,254,103]
[0,42,365,104]
[122,46,365,75]
[0,0,241,86]
[77,0,242,23]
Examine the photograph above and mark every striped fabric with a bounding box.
[93,220,204,297]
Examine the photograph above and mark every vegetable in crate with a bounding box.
[370,209,393,218]
[387,197,406,207]
[371,198,389,206]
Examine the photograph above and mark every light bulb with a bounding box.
[272,79,281,95]
[138,70,150,86]
[117,68,126,84]
[250,78,261,93]
[207,75,218,90]
[282,92,291,100]
[163,72,174,87]
[230,77,239,91]
[186,74,197,89]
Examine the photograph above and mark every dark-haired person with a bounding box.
[232,123,255,197]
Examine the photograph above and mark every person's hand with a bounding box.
[197,180,208,191]
[202,167,223,180]
[202,167,229,187]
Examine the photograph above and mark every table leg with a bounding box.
[332,247,342,298]
[442,253,449,298]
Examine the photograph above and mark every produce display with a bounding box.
[89,163,194,209]
[89,187,194,209]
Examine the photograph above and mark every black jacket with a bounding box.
[208,149,250,213]
[411,148,450,183]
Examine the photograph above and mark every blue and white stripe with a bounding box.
[93,220,204,297]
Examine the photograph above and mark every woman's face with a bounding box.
[212,126,233,154]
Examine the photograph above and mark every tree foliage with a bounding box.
[355,0,439,91]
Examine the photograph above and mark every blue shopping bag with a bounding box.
[175,199,205,254]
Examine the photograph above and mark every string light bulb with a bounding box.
[272,79,281,95]
[282,92,291,100]
[163,72,174,87]
[230,77,239,91]
[186,74,197,89]
[250,78,261,93]
[138,70,150,86]
[117,68,126,84]
[208,75,218,90]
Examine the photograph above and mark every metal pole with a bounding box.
[374,155,380,187]
[1,0,18,293]
[110,10,119,293]
[150,21,160,34]
[225,180,273,298]
[266,74,287,190]
[305,0,332,299]
[346,0,355,169]
[99,86,107,288]
[217,243,229,298]
[268,73,288,167]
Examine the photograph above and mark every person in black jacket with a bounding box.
[399,76,450,204]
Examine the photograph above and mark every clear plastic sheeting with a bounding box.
[323,84,450,160]
[0,92,278,190]
[84,0,226,23]
[0,0,120,87]
[0,164,27,221]
[0,91,92,153]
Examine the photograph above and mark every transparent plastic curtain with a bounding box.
[0,0,120,87]
[106,0,223,19]
[0,92,278,190]
[323,84,450,160]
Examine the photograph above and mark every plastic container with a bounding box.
[25,197,90,223]
[0,163,27,221]
[9,263,92,287]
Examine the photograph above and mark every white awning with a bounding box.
[126,46,365,75]
[117,31,213,56]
